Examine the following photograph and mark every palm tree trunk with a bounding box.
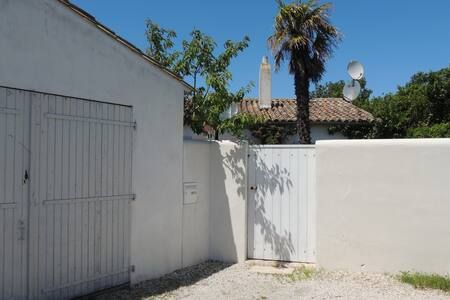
[294,72,312,144]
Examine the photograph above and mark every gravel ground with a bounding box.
[96,261,450,300]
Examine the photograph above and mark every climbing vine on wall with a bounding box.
[250,123,297,144]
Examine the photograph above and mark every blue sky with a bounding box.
[72,0,449,98]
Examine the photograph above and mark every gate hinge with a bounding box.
[133,121,137,130]
[131,194,136,201]
[129,265,135,273]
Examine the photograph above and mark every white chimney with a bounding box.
[259,56,272,109]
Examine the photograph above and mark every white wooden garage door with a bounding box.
[0,88,29,300]
[0,87,134,300]
[247,145,316,263]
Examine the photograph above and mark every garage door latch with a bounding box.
[23,170,29,184]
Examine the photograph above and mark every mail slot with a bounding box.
[183,183,198,204]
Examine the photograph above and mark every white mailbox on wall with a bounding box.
[183,182,198,204]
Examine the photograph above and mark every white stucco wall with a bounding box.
[209,141,248,262]
[182,141,211,267]
[316,139,450,274]
[182,140,248,263]
[0,0,186,283]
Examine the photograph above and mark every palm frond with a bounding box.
[268,0,341,80]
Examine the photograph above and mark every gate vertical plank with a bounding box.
[0,88,5,201]
[87,101,96,292]
[3,209,14,300]
[3,89,15,300]
[29,92,42,299]
[123,109,133,275]
[59,98,71,299]
[256,147,265,260]
[246,148,255,259]
[272,148,282,260]
[118,107,126,281]
[105,102,112,286]
[264,148,273,260]
[4,89,17,300]
[38,94,49,298]
[94,102,103,289]
[12,90,23,298]
[297,150,305,260]
[21,91,31,299]
[112,106,120,284]
[46,95,57,295]
[289,149,299,261]
[73,101,81,293]
[99,103,108,288]
[254,148,265,260]
[80,100,90,293]
[0,210,4,300]
[279,148,291,261]
[53,96,64,300]
[0,89,5,299]
[67,98,77,296]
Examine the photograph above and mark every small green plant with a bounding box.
[286,266,316,281]
[399,272,450,293]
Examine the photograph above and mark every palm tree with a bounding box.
[269,0,340,144]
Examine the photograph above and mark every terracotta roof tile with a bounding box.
[239,98,374,123]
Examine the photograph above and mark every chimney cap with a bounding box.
[262,56,269,64]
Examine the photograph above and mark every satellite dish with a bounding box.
[343,80,361,101]
[347,61,364,80]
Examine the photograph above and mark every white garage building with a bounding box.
[0,0,190,299]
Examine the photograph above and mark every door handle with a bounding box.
[250,186,257,191]
[23,170,29,184]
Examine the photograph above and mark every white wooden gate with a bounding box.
[0,87,134,300]
[0,88,30,300]
[247,145,316,262]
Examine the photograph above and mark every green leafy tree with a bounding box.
[145,21,256,139]
[311,78,372,101]
[316,66,450,139]
[269,0,341,144]
[145,20,179,69]
[368,66,449,138]
[408,123,450,138]
[312,79,376,139]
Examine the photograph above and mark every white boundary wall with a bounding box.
[183,141,248,264]
[316,139,450,274]
[209,141,248,262]
[182,141,211,267]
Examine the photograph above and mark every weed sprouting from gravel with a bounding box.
[287,266,317,281]
[399,272,450,293]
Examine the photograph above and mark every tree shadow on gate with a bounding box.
[223,144,296,262]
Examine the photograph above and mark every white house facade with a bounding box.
[0,0,189,298]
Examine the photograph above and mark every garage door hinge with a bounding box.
[129,265,135,273]
[133,121,137,130]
